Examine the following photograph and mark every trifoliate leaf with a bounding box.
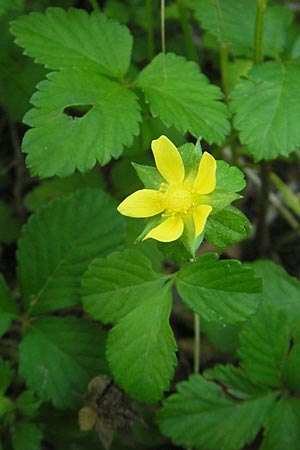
[22,69,141,177]
[0,358,14,394]
[238,305,291,389]
[261,397,300,450]
[82,250,167,325]
[194,0,292,58]
[107,284,177,403]
[0,275,18,337]
[176,253,261,324]
[17,189,125,315]
[231,61,300,160]
[11,422,42,450]
[137,53,230,144]
[206,206,251,249]
[19,317,108,408]
[247,259,300,324]
[15,391,41,418]
[11,8,132,77]
[157,375,276,450]
[24,171,104,212]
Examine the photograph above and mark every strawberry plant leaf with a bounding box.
[157,374,276,450]
[82,250,167,325]
[10,8,132,77]
[17,189,125,315]
[0,275,18,337]
[137,53,230,144]
[22,69,141,177]
[176,253,261,324]
[231,61,300,160]
[106,284,177,403]
[0,358,14,394]
[11,423,42,450]
[19,317,108,408]
[238,305,291,388]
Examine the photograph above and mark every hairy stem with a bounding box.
[176,0,198,62]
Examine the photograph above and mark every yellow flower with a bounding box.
[117,135,216,243]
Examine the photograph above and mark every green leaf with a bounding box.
[11,8,132,77]
[281,331,300,393]
[17,189,125,315]
[238,305,291,389]
[11,422,42,450]
[247,259,300,324]
[194,1,292,58]
[0,358,14,394]
[176,253,261,324]
[206,206,251,249]
[231,62,300,160]
[82,250,167,325]
[19,317,108,408]
[216,160,246,192]
[0,275,18,337]
[22,69,141,177]
[137,53,230,144]
[107,284,177,403]
[261,397,300,450]
[24,170,104,212]
[157,374,276,450]
[15,391,41,418]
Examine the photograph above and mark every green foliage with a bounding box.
[17,189,125,315]
[19,316,108,408]
[176,253,262,324]
[0,275,18,337]
[11,422,43,450]
[0,201,21,244]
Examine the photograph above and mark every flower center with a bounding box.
[162,182,195,215]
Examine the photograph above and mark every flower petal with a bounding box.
[151,135,185,184]
[193,205,212,237]
[194,151,216,194]
[143,216,184,242]
[117,189,165,218]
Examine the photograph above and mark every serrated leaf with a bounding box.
[281,334,300,393]
[17,189,125,315]
[107,284,177,403]
[82,250,167,325]
[0,358,14,394]
[157,374,276,450]
[261,397,300,450]
[19,317,108,408]
[248,259,300,324]
[206,206,251,249]
[11,422,42,450]
[194,1,292,58]
[22,69,141,177]
[216,160,246,192]
[0,275,18,337]
[176,253,261,325]
[15,391,41,418]
[238,305,291,389]
[11,8,132,77]
[137,53,230,144]
[231,61,300,160]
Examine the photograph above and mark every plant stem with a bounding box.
[194,313,200,374]
[146,0,155,60]
[176,0,198,62]
[161,0,167,77]
[89,0,100,12]
[220,43,229,102]
[254,0,267,65]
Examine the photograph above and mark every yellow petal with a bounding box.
[143,216,184,242]
[117,189,165,218]
[193,205,212,237]
[151,135,185,184]
[194,152,216,194]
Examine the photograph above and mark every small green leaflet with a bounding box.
[19,317,108,408]
[22,69,141,177]
[82,250,167,325]
[0,275,18,337]
[137,53,230,145]
[107,283,177,403]
[0,358,14,394]
[15,391,41,418]
[17,189,125,315]
[157,374,276,450]
[10,8,133,77]
[231,61,300,160]
[175,253,261,324]
[238,305,291,389]
[11,423,43,450]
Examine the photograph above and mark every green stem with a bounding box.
[89,0,100,12]
[161,0,167,77]
[194,313,200,374]
[176,0,198,62]
[220,43,229,102]
[254,0,267,64]
[146,0,155,60]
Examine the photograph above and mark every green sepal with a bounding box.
[132,163,163,189]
